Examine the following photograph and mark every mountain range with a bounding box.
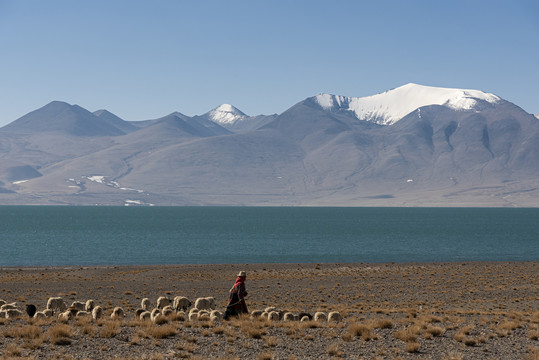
[1,83,538,206]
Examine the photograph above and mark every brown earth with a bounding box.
[0,261,537,359]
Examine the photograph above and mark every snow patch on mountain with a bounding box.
[315,83,501,125]
[535,113,539,120]
[208,104,248,125]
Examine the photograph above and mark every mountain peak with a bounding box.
[207,104,247,125]
[315,83,501,125]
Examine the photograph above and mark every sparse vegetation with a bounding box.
[0,262,534,359]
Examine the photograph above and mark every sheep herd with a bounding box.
[0,296,343,324]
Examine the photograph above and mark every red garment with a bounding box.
[234,276,245,288]
[229,276,248,313]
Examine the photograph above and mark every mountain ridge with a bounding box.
[1,83,538,206]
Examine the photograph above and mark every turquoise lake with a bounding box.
[0,206,537,266]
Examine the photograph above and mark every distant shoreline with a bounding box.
[1,259,537,271]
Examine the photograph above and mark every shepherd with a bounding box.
[224,270,248,319]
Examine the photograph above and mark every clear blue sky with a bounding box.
[1,0,538,126]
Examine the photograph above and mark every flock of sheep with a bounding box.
[0,296,343,324]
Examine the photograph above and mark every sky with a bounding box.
[0,0,538,126]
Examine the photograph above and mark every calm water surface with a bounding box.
[0,206,537,266]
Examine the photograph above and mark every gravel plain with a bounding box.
[0,261,537,359]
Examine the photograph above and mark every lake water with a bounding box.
[0,206,537,266]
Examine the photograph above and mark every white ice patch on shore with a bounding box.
[83,175,144,193]
[125,200,155,206]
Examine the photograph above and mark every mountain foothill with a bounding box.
[1,83,538,206]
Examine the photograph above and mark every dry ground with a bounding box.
[0,261,537,359]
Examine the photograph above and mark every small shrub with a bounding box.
[5,343,24,356]
[257,353,274,360]
[394,329,417,342]
[99,320,120,338]
[147,324,178,339]
[48,324,73,346]
[327,342,343,357]
[374,319,393,329]
[443,351,464,360]
[405,341,421,353]
[425,325,444,337]
[212,326,225,335]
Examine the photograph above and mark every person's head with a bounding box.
[237,271,246,278]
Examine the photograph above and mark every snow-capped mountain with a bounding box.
[314,83,501,125]
[2,83,539,207]
[206,104,248,125]
[199,104,276,132]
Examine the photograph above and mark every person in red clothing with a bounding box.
[224,271,248,319]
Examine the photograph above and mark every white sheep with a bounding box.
[268,311,280,321]
[43,309,53,318]
[111,307,125,319]
[47,297,67,313]
[85,300,95,312]
[58,310,73,322]
[92,306,103,320]
[264,306,276,313]
[300,316,310,322]
[4,309,23,319]
[198,312,210,321]
[150,308,161,322]
[189,308,199,316]
[156,296,171,309]
[34,311,46,319]
[76,311,91,318]
[328,311,343,322]
[139,311,151,321]
[141,298,151,311]
[283,312,296,321]
[188,312,198,321]
[250,310,264,318]
[314,312,327,322]
[70,301,85,311]
[210,310,222,319]
[162,306,174,316]
[194,297,216,311]
[0,299,6,307]
[0,303,17,311]
[173,296,191,311]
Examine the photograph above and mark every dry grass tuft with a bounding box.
[47,323,73,345]
[4,324,42,340]
[425,325,444,337]
[264,336,278,347]
[326,342,343,357]
[405,341,421,353]
[373,318,393,329]
[99,320,121,338]
[5,342,24,357]
[347,322,375,341]
[442,351,464,360]
[394,329,417,342]
[146,324,178,339]
[256,353,274,360]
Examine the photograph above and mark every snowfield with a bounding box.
[315,83,500,125]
